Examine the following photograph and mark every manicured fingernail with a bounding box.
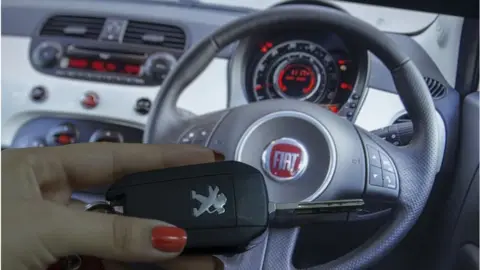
[213,150,225,161]
[152,226,187,253]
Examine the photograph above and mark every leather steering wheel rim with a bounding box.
[144,4,440,269]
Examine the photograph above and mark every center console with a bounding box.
[7,14,190,149]
[30,15,187,86]
[11,117,143,148]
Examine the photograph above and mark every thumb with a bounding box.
[49,207,187,262]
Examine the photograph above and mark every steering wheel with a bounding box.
[143,4,441,270]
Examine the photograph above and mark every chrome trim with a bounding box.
[235,111,337,202]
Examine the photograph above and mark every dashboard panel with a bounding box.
[1,0,456,151]
[1,0,461,269]
[240,28,368,120]
[11,117,143,148]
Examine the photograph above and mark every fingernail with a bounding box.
[213,150,225,161]
[152,226,187,253]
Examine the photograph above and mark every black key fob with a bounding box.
[106,161,269,255]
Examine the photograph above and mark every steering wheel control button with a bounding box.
[135,98,151,115]
[366,145,381,168]
[178,124,215,145]
[180,136,192,144]
[105,161,268,255]
[382,171,397,189]
[368,166,383,187]
[81,92,99,109]
[47,123,79,146]
[191,124,215,146]
[261,137,308,182]
[379,153,395,172]
[179,130,195,144]
[89,130,124,143]
[30,86,48,102]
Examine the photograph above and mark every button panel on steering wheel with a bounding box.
[364,141,399,202]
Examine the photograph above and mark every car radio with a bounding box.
[30,41,178,86]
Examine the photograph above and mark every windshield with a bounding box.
[197,0,438,34]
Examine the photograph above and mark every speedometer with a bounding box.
[252,40,339,103]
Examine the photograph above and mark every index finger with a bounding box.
[5,143,220,189]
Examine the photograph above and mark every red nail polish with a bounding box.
[213,151,225,161]
[151,226,187,253]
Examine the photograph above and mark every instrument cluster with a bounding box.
[241,30,368,119]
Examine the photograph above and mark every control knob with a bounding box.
[144,52,176,83]
[32,41,63,68]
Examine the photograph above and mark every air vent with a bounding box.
[40,15,105,39]
[424,77,447,99]
[123,21,186,50]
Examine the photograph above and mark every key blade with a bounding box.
[269,199,365,227]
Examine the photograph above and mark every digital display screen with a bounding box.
[67,57,141,76]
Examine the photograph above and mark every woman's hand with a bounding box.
[2,143,224,270]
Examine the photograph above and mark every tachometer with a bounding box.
[252,40,339,103]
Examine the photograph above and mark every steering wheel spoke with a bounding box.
[149,109,230,145]
[357,128,400,204]
[175,110,230,146]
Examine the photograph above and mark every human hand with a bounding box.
[2,143,224,270]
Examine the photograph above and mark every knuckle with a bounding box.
[111,215,134,254]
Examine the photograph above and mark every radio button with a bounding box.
[135,98,151,115]
[30,86,47,102]
[81,92,99,109]
[144,53,176,83]
[32,41,63,68]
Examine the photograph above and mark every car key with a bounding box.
[105,161,365,259]
[106,161,269,255]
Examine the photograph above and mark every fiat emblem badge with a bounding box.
[262,137,309,182]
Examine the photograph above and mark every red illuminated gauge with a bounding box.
[253,40,339,103]
[273,61,321,100]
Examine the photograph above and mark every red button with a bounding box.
[56,134,72,145]
[82,93,99,108]
[328,105,339,113]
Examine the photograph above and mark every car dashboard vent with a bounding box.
[424,77,447,99]
[40,15,106,39]
[123,21,186,50]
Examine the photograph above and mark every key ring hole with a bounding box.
[85,201,117,214]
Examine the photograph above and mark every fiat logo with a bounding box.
[262,138,309,182]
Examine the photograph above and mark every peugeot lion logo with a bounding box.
[262,137,309,182]
[191,185,227,217]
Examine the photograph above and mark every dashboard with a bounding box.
[1,0,460,151]
[239,29,367,120]
[1,0,463,268]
